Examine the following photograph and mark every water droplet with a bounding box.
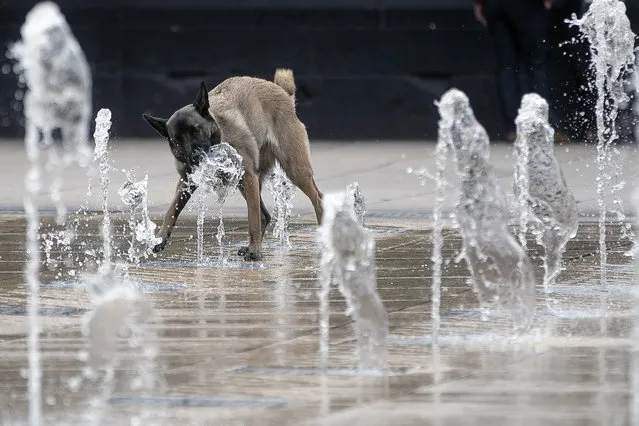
[67,376,81,392]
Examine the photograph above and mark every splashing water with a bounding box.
[77,272,160,426]
[514,94,578,296]
[431,134,449,344]
[266,162,296,247]
[119,171,161,265]
[9,2,93,423]
[40,227,74,268]
[185,195,208,264]
[93,108,113,271]
[568,0,637,288]
[318,192,388,372]
[346,182,367,226]
[438,89,536,332]
[189,143,244,261]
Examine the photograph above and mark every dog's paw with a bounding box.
[152,239,167,253]
[237,246,249,256]
[243,250,262,262]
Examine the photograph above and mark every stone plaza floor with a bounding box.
[0,139,637,425]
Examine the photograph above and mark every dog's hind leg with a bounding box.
[291,170,323,225]
[154,177,197,253]
[258,180,272,235]
[276,121,324,225]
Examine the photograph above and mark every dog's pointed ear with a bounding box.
[142,114,169,139]
[193,81,209,116]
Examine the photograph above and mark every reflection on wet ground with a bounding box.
[0,214,634,425]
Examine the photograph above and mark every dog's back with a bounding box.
[207,69,310,175]
[209,68,295,120]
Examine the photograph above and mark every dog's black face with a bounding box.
[143,82,221,169]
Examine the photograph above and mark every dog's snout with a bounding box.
[215,169,232,185]
[190,151,204,165]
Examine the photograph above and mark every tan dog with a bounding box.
[143,69,323,261]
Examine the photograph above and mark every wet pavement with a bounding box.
[0,139,637,425]
[0,212,635,425]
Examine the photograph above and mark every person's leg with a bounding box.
[507,0,573,141]
[484,1,521,137]
[510,1,551,101]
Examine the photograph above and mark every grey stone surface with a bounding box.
[0,139,635,217]
[0,139,636,425]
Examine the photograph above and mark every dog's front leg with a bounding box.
[153,178,197,253]
[242,171,262,261]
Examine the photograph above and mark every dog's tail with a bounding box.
[274,68,296,98]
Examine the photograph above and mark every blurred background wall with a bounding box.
[1,0,638,141]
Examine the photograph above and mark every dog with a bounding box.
[142,69,324,261]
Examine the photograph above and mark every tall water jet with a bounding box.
[187,196,208,263]
[346,182,367,226]
[93,108,113,270]
[405,160,449,343]
[569,0,637,288]
[266,162,295,247]
[9,2,92,423]
[189,143,244,262]
[514,94,578,295]
[438,89,536,331]
[430,137,449,344]
[318,192,388,372]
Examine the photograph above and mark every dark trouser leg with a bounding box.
[508,2,556,124]
[486,16,521,134]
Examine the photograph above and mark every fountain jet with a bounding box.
[318,192,388,372]
[266,162,296,247]
[437,89,537,332]
[10,2,92,423]
[569,0,637,288]
[514,94,578,295]
[189,142,244,262]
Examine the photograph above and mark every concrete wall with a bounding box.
[1,1,637,141]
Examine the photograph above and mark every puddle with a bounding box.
[0,306,87,316]
[225,241,317,250]
[388,332,546,346]
[143,258,269,270]
[301,227,406,235]
[550,284,635,295]
[42,280,187,293]
[108,396,287,408]
[234,366,409,377]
